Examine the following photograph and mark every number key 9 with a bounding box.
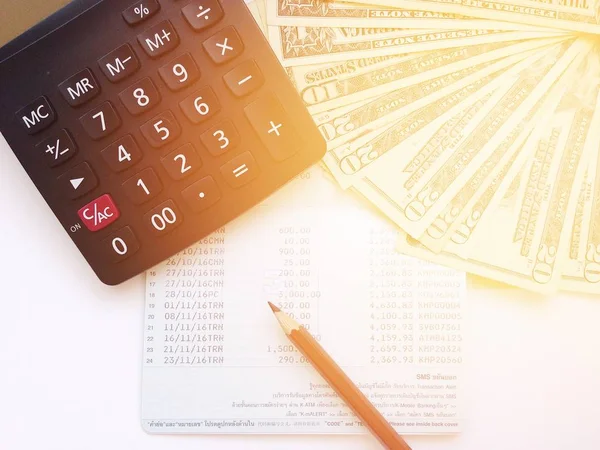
[159,53,200,91]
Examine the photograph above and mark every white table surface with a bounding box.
[2,134,600,450]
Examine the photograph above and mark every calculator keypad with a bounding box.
[1,0,326,285]
[80,102,121,140]
[119,77,161,115]
[140,110,181,147]
[144,199,183,236]
[137,20,179,58]
[161,143,202,180]
[36,129,77,167]
[159,53,199,91]
[98,44,140,83]
[179,87,220,124]
[203,26,243,64]
[182,1,224,32]
[101,135,142,172]
[16,96,56,134]
[58,69,101,107]
[58,162,99,199]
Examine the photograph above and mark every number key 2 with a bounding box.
[161,143,201,180]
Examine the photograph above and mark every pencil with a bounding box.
[268,302,412,450]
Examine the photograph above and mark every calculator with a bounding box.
[0,0,325,285]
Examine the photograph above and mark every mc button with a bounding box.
[16,96,56,134]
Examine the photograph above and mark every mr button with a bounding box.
[78,194,120,232]
[58,68,100,107]
[16,96,56,134]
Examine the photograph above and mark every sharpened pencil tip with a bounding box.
[268,301,280,313]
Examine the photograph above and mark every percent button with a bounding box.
[122,0,161,26]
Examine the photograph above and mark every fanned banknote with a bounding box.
[261,0,600,295]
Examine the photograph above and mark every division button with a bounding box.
[182,0,224,32]
[203,26,243,64]
[220,151,259,188]
[98,44,140,83]
[16,96,56,134]
[36,129,77,167]
[182,176,221,213]
[223,60,264,97]
[78,194,120,232]
[58,68,100,107]
[57,162,98,199]
[137,20,179,59]
[244,94,300,161]
[102,227,140,263]
[122,0,160,25]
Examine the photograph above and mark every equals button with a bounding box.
[220,151,259,188]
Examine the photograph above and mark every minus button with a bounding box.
[223,60,264,97]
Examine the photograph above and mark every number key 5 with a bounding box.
[140,110,181,147]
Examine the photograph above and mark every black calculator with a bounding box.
[0,0,325,285]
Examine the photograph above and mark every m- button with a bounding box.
[244,94,300,161]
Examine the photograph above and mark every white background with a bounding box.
[2,134,600,450]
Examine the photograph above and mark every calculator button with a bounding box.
[16,96,56,134]
[161,143,201,180]
[223,60,264,97]
[98,44,140,83]
[118,77,161,115]
[101,135,142,172]
[102,227,140,263]
[182,1,224,32]
[122,167,163,204]
[140,111,181,147]
[200,120,239,156]
[58,68,100,107]
[220,151,259,188]
[144,199,183,236]
[203,26,244,65]
[182,176,221,213]
[122,0,160,25]
[78,194,120,232]
[36,129,77,167]
[179,87,220,124]
[58,162,98,199]
[137,20,179,59]
[244,94,300,161]
[80,102,121,140]
[159,53,200,91]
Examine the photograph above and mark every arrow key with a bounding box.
[57,162,98,199]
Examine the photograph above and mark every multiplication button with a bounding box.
[203,26,243,64]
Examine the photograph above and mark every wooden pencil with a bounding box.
[268,302,412,450]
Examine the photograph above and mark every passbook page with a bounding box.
[142,167,466,434]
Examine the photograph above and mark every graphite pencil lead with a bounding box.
[268,301,280,313]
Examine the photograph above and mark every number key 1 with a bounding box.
[159,53,199,91]
[122,167,163,204]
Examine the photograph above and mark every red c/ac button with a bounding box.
[78,194,120,232]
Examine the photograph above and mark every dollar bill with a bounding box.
[347,0,600,34]
[314,50,536,150]
[293,38,567,113]
[269,0,565,31]
[416,46,592,254]
[347,39,583,239]
[268,24,564,66]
